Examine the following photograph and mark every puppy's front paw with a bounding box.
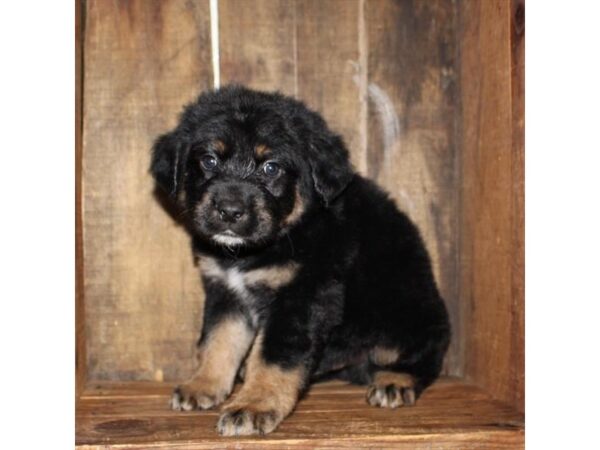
[170,385,225,411]
[367,384,416,408]
[217,408,280,436]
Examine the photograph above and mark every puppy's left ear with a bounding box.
[308,133,354,206]
[150,130,188,201]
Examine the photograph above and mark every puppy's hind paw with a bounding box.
[366,384,416,408]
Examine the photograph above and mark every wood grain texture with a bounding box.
[76,378,524,448]
[221,0,369,173]
[82,0,212,381]
[365,0,460,375]
[510,0,525,414]
[459,0,525,411]
[295,0,367,173]
[76,0,86,397]
[219,0,297,96]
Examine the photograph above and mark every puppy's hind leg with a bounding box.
[366,330,449,408]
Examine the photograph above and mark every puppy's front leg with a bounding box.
[171,311,255,411]
[217,281,342,436]
[216,331,305,436]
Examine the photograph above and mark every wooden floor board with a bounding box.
[77,378,523,449]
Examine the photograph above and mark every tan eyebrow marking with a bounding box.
[213,140,226,154]
[255,144,271,158]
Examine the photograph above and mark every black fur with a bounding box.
[152,85,450,430]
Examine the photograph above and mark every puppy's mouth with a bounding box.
[211,230,246,247]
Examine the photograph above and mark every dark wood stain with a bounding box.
[95,419,152,436]
[513,1,525,37]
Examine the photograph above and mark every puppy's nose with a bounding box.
[216,199,246,223]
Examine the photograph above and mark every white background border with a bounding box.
[1,1,600,448]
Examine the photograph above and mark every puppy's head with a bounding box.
[151,86,353,249]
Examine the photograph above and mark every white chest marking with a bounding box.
[222,266,250,298]
[199,256,299,300]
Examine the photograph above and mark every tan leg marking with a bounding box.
[217,332,304,436]
[373,371,414,387]
[369,346,401,366]
[171,317,254,411]
[367,371,416,409]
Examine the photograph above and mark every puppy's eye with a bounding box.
[263,161,280,177]
[200,155,218,171]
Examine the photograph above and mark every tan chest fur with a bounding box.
[199,256,300,299]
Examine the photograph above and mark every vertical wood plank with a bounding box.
[219,0,368,170]
[510,0,525,413]
[366,0,460,375]
[76,0,86,396]
[82,0,212,381]
[459,0,525,411]
[219,0,296,96]
[295,0,367,173]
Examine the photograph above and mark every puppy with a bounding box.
[151,85,450,436]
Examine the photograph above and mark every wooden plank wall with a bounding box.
[459,0,525,412]
[76,0,85,396]
[80,0,461,382]
[82,0,212,381]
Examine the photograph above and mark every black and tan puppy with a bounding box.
[151,85,450,436]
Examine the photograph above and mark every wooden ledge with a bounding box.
[76,377,524,449]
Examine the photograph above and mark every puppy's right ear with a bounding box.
[150,130,187,200]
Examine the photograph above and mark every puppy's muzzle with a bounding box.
[214,197,246,223]
[203,181,259,234]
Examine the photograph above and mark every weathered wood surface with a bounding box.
[510,0,525,414]
[219,0,369,172]
[76,0,86,397]
[459,0,525,411]
[219,0,297,96]
[295,0,368,173]
[365,0,460,375]
[76,378,524,449]
[82,0,212,381]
